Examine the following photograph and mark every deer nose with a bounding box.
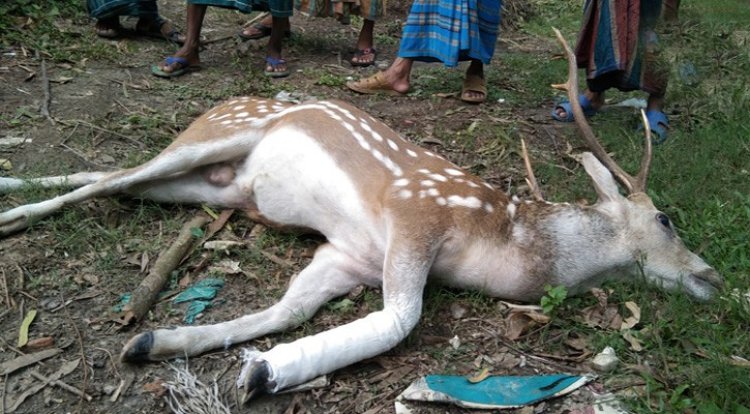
[692,268,724,290]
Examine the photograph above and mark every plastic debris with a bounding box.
[592,347,619,372]
[614,98,647,108]
[112,294,132,312]
[173,278,225,303]
[397,374,594,409]
[173,278,225,323]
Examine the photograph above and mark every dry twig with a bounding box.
[40,58,54,125]
[119,214,211,325]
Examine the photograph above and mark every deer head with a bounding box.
[547,28,723,300]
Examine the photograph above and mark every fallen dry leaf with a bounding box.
[620,301,641,330]
[467,367,491,383]
[22,336,55,351]
[622,330,644,352]
[143,379,166,398]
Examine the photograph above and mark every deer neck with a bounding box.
[436,199,633,301]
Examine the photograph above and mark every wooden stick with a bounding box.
[119,215,211,325]
[40,58,54,125]
[28,371,93,401]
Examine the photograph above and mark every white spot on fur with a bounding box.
[233,105,244,110]
[406,149,418,157]
[427,188,440,197]
[436,197,447,205]
[417,169,431,174]
[484,202,494,213]
[444,168,464,176]
[235,112,249,118]
[467,181,481,188]
[419,190,427,199]
[398,189,413,199]
[371,131,384,142]
[394,178,410,187]
[220,120,232,125]
[420,180,435,187]
[216,113,230,120]
[424,151,436,157]
[428,173,448,182]
[512,195,521,203]
[483,183,494,190]
[447,195,482,209]
[507,203,517,218]
[387,139,399,151]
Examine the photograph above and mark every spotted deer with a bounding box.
[0,30,721,402]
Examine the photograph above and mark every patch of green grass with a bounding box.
[510,1,750,412]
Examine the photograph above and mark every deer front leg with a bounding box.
[121,244,369,362]
[239,236,433,401]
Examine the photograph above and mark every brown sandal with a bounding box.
[461,74,487,104]
[346,72,405,96]
[136,18,185,44]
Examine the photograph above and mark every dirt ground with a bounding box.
[0,1,622,413]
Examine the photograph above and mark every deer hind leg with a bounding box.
[0,172,110,194]
[0,144,250,236]
[120,243,370,362]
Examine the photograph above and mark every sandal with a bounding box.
[551,94,599,122]
[350,48,377,67]
[136,18,185,44]
[151,56,200,78]
[238,23,292,40]
[264,56,290,78]
[346,71,405,96]
[638,109,669,144]
[461,74,487,104]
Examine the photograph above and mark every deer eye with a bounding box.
[656,213,671,228]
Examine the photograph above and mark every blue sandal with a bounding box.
[151,56,199,78]
[639,109,669,144]
[551,94,598,122]
[264,56,290,78]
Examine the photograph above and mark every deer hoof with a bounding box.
[236,359,271,405]
[120,332,155,362]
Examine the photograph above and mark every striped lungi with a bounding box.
[575,0,671,94]
[397,0,502,67]
[188,0,293,17]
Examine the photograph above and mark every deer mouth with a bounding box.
[687,269,724,299]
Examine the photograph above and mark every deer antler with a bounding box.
[520,138,544,201]
[551,28,652,194]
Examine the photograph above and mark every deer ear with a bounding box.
[580,152,625,203]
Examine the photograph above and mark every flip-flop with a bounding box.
[346,71,406,96]
[264,56,290,78]
[136,19,185,44]
[151,56,199,78]
[238,23,292,40]
[461,74,487,104]
[551,94,598,122]
[350,48,377,67]
[638,109,669,144]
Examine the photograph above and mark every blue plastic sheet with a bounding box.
[400,374,594,409]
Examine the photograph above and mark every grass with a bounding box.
[504,1,750,412]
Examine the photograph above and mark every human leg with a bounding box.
[152,4,204,77]
[264,16,290,77]
[351,19,376,67]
